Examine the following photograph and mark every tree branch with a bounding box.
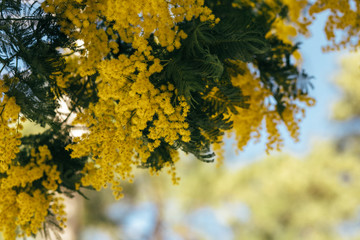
[0,17,49,21]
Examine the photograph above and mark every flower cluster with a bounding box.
[309,0,360,50]
[67,79,190,198]
[0,79,22,172]
[149,148,182,185]
[0,145,65,240]
[41,0,213,198]
[42,0,215,76]
[224,62,314,154]
[246,0,360,51]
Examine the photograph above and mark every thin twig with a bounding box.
[0,17,47,21]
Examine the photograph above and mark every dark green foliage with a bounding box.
[141,141,174,169]
[255,38,313,115]
[163,57,207,102]
[0,125,87,238]
[0,0,312,205]
[142,5,272,166]
[18,126,87,194]
[0,0,74,126]
[0,0,21,17]
[209,8,270,62]
[203,84,250,115]
[59,73,99,118]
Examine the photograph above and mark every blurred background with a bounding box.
[11,11,360,240]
